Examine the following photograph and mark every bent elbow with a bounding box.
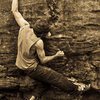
[40,59,46,64]
[41,60,45,64]
[11,10,15,15]
[11,10,18,14]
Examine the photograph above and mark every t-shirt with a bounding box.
[16,25,40,70]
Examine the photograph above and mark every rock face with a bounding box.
[45,0,100,90]
[0,0,100,100]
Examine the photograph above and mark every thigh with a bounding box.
[29,65,64,85]
[28,65,59,81]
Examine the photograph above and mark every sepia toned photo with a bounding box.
[0,0,100,100]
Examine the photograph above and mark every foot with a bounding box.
[29,96,35,100]
[74,82,91,92]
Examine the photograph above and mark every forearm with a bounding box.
[11,0,18,12]
[42,54,57,64]
[36,40,64,64]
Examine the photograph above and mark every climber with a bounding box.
[12,0,90,100]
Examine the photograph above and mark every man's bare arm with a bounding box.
[11,0,29,27]
[35,39,64,64]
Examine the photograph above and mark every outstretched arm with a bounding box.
[35,39,64,64]
[11,0,29,28]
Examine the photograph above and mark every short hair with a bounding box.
[33,19,50,37]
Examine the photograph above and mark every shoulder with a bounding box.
[35,39,44,49]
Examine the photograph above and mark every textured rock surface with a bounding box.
[0,0,100,100]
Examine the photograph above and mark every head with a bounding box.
[33,19,51,38]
